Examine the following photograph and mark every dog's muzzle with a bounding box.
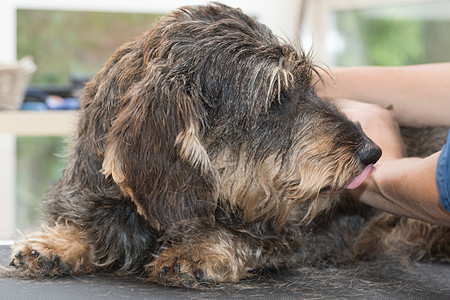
[346,139,382,190]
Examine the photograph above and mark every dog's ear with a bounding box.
[102,76,218,231]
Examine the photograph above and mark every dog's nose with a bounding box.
[359,143,382,166]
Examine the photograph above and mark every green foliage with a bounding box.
[362,17,424,66]
[16,137,66,229]
[17,10,162,85]
[335,11,425,66]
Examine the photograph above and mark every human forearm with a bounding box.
[333,95,450,226]
[349,153,450,227]
[317,64,450,127]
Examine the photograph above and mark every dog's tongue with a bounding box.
[346,164,375,190]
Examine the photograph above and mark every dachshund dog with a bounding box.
[10,3,449,287]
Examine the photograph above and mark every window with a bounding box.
[301,0,450,66]
[17,10,162,85]
[332,1,450,66]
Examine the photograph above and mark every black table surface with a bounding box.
[0,244,449,299]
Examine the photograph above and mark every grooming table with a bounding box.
[0,245,448,299]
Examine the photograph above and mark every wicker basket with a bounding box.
[0,57,36,110]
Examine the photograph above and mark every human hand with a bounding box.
[333,98,405,161]
[333,98,450,226]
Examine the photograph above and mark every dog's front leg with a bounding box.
[10,223,94,277]
[146,227,262,287]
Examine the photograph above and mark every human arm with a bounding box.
[316,63,450,127]
[350,153,450,227]
[336,98,450,227]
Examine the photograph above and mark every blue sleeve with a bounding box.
[436,130,450,212]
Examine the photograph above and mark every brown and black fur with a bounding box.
[9,4,450,287]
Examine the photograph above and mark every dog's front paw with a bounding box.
[151,257,212,287]
[10,245,73,277]
[147,242,248,287]
[9,226,93,277]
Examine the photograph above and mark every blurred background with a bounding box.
[1,0,450,240]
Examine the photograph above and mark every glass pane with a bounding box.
[332,1,450,66]
[17,10,162,85]
[16,137,66,230]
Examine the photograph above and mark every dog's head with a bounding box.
[98,4,380,231]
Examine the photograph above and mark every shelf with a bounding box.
[0,110,79,136]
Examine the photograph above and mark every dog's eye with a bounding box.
[319,185,332,194]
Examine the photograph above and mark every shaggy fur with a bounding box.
[9,4,450,287]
